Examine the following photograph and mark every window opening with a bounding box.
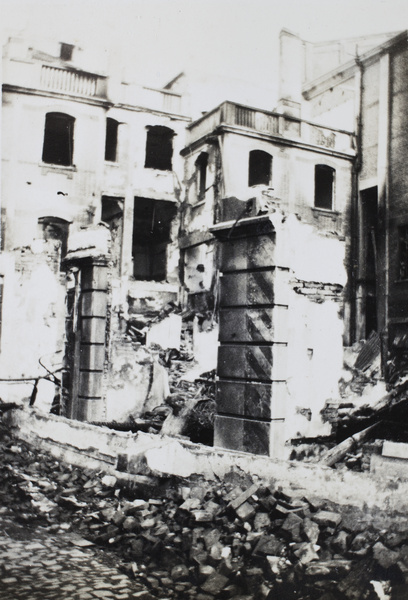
[60,43,74,61]
[360,186,378,338]
[132,198,177,281]
[314,165,335,210]
[195,152,209,200]
[42,112,74,166]
[101,196,124,276]
[144,126,174,171]
[248,150,272,187]
[399,225,408,281]
[38,217,70,270]
[104,118,119,162]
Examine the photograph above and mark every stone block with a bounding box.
[220,233,276,271]
[214,415,270,456]
[79,371,103,398]
[81,317,106,344]
[229,483,259,510]
[81,291,108,317]
[81,265,108,291]
[312,510,342,528]
[382,441,408,460]
[76,397,106,422]
[217,343,287,381]
[219,269,289,307]
[373,541,400,569]
[216,380,286,420]
[201,573,229,595]
[281,512,303,542]
[80,344,105,371]
[371,454,408,480]
[219,306,288,343]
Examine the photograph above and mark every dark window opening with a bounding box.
[360,187,378,337]
[399,224,408,280]
[104,118,119,162]
[42,112,74,166]
[38,216,70,270]
[361,187,378,282]
[248,150,272,187]
[132,198,177,281]
[60,43,74,61]
[365,294,378,340]
[0,277,3,351]
[314,164,335,210]
[144,126,174,171]
[196,152,209,200]
[102,196,124,276]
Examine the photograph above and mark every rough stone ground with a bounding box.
[0,509,153,599]
[1,419,408,600]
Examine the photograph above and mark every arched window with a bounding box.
[195,152,209,200]
[42,112,75,166]
[38,216,70,270]
[104,118,119,162]
[314,165,335,210]
[144,125,174,171]
[248,150,272,187]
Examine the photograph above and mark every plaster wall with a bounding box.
[219,132,353,221]
[7,407,408,514]
[274,214,346,442]
[0,242,66,387]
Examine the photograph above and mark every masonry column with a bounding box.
[64,225,110,422]
[211,214,289,458]
[76,258,109,422]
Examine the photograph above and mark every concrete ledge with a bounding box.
[5,407,408,512]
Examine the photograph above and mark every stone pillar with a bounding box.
[75,258,109,422]
[211,215,289,458]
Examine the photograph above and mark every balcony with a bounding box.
[3,58,107,100]
[4,55,185,115]
[186,101,356,156]
[40,65,107,98]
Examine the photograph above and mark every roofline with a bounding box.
[163,71,185,90]
[303,29,408,99]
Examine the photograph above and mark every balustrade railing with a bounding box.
[40,65,104,98]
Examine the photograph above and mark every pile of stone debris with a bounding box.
[1,423,408,599]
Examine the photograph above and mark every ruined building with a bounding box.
[302,29,408,372]
[1,36,189,421]
[2,30,408,458]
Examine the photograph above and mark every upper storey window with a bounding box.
[42,112,74,166]
[248,150,272,187]
[105,118,119,162]
[314,165,335,210]
[195,152,209,201]
[144,126,174,171]
[60,43,74,61]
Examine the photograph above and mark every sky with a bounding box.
[2,0,408,96]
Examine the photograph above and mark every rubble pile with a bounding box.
[142,343,215,444]
[1,423,408,599]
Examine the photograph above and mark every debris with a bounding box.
[1,420,408,599]
[320,423,379,467]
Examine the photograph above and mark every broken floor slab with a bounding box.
[5,406,408,514]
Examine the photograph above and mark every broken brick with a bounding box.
[312,511,342,529]
[235,502,256,520]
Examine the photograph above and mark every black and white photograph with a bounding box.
[1,0,408,597]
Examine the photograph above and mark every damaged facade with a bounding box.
[1,36,189,422]
[2,29,408,458]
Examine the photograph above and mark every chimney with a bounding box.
[276,29,304,118]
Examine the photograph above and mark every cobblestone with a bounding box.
[0,511,154,600]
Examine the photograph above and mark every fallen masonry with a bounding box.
[1,422,408,599]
